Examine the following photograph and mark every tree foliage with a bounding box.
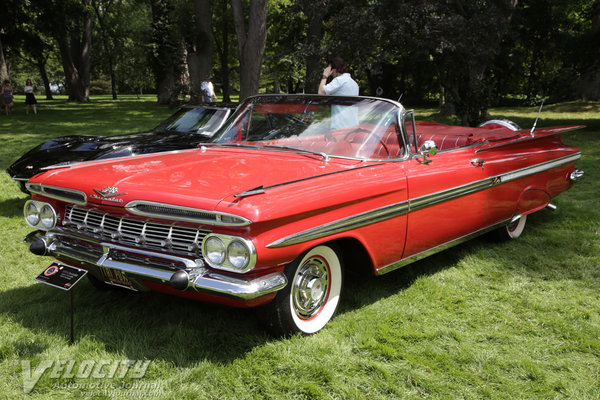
[0,0,597,118]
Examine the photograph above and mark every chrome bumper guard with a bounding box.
[25,231,287,300]
[570,169,584,183]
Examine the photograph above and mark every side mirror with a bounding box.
[418,140,438,164]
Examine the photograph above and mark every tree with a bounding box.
[53,0,93,102]
[91,0,121,99]
[231,0,268,100]
[576,0,600,100]
[213,0,235,102]
[0,36,9,84]
[149,0,184,105]
[181,0,215,103]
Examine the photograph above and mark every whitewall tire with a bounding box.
[261,244,343,335]
[498,214,528,240]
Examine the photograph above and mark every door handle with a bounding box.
[470,158,485,169]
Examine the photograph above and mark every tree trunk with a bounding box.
[188,0,214,104]
[35,57,54,100]
[56,0,92,102]
[151,0,183,105]
[214,0,231,102]
[303,1,327,94]
[578,0,600,100]
[231,0,267,101]
[0,37,9,83]
[93,1,117,99]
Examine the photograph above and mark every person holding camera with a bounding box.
[318,57,359,96]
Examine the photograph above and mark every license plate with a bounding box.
[98,266,137,290]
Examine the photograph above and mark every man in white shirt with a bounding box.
[318,57,359,96]
[201,76,218,102]
[318,57,359,129]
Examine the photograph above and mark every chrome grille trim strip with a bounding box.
[64,206,210,255]
[125,200,252,227]
[26,183,87,205]
[267,153,580,248]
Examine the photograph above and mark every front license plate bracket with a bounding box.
[98,266,138,291]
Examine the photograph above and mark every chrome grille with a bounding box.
[63,205,209,255]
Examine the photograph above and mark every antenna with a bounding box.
[397,93,404,102]
[530,99,545,136]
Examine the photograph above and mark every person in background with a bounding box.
[24,79,38,115]
[318,56,359,96]
[1,80,14,116]
[201,76,218,103]
[318,57,359,129]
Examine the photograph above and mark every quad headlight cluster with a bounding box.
[201,234,256,273]
[24,200,58,230]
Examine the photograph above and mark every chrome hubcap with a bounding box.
[292,256,330,319]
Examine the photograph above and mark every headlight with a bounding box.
[40,204,57,229]
[25,201,41,226]
[227,240,250,270]
[201,234,256,273]
[204,236,226,264]
[24,200,58,230]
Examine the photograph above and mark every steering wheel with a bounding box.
[343,127,390,157]
[324,130,337,142]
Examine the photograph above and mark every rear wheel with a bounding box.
[496,214,527,240]
[261,244,343,336]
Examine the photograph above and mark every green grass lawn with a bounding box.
[0,96,598,399]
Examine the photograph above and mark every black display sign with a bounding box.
[35,263,88,291]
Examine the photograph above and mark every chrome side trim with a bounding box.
[375,218,511,275]
[125,200,252,227]
[475,127,585,153]
[26,231,286,300]
[26,183,87,205]
[267,153,580,248]
[267,201,411,248]
[408,178,495,213]
[499,153,581,183]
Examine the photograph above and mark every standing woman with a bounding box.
[1,80,14,116]
[24,79,38,115]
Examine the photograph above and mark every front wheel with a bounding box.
[261,244,343,336]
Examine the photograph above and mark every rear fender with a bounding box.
[515,188,551,215]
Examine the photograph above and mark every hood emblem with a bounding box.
[91,186,127,203]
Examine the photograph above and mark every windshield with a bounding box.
[209,96,405,160]
[155,107,230,135]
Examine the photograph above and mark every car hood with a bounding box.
[31,146,374,214]
[6,130,210,180]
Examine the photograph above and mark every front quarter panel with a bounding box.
[219,161,409,273]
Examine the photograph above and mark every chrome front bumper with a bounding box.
[25,231,287,300]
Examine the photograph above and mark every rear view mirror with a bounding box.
[419,140,438,164]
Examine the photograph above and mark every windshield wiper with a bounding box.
[198,142,330,161]
[197,143,264,150]
[262,144,330,161]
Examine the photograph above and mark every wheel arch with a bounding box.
[328,237,375,277]
[515,187,551,216]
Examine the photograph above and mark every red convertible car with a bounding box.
[23,95,584,335]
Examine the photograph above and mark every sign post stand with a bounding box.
[35,263,88,344]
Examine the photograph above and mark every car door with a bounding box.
[401,117,490,260]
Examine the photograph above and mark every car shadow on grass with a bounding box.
[0,279,273,365]
[0,248,467,367]
[0,197,28,218]
[0,206,586,366]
